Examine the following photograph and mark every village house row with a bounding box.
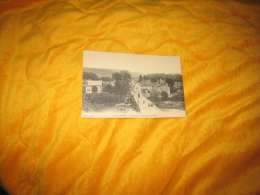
[84,77,183,98]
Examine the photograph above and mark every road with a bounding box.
[131,83,158,113]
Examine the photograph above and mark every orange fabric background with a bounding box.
[0,0,260,194]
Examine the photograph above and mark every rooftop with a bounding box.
[86,80,102,85]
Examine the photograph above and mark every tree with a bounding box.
[103,84,113,93]
[138,75,143,83]
[143,75,148,80]
[121,70,132,82]
[112,70,132,96]
[170,86,178,94]
[83,72,99,80]
[166,78,174,85]
[112,72,122,81]
[150,77,157,82]
[161,91,168,101]
[120,70,132,86]
[82,84,86,94]
[101,77,111,81]
[176,90,184,102]
[150,91,160,102]
[92,86,98,93]
[86,92,124,107]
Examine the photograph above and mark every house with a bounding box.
[140,80,155,97]
[140,78,170,98]
[134,83,142,92]
[86,80,102,94]
[155,78,170,96]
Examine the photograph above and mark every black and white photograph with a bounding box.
[82,51,186,118]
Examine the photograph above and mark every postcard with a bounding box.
[82,51,186,118]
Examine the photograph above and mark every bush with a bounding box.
[86,92,123,106]
[161,91,168,101]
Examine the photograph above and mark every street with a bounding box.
[131,83,158,113]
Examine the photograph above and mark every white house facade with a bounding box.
[86,80,102,94]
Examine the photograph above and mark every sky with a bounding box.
[83,50,182,74]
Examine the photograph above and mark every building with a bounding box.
[86,80,102,94]
[155,78,170,95]
[140,78,170,98]
[140,80,155,97]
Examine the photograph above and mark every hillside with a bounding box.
[83,68,182,81]
[83,68,141,79]
[145,73,183,82]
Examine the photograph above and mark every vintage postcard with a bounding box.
[82,51,186,118]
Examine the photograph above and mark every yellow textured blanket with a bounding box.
[0,0,260,194]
